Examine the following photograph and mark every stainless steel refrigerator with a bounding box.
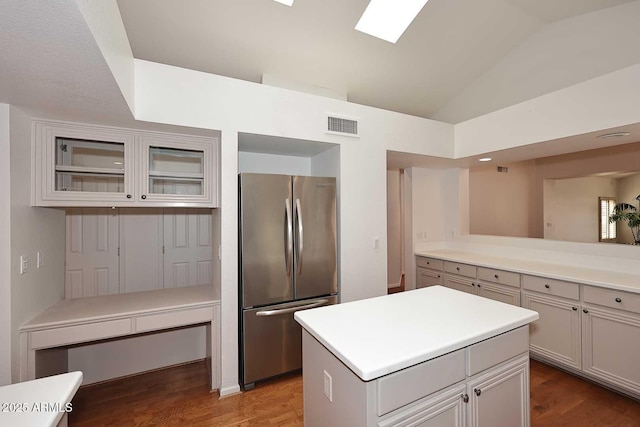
[239,173,338,389]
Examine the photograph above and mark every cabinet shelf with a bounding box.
[55,165,125,176]
[148,171,204,180]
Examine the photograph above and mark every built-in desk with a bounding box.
[19,285,220,390]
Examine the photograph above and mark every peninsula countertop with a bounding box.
[415,248,640,294]
[294,285,538,381]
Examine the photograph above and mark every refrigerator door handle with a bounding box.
[255,299,329,317]
[295,198,304,274]
[285,198,293,276]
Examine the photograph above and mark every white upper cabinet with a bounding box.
[33,120,219,207]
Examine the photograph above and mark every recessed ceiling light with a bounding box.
[355,0,430,44]
[273,0,294,6]
[479,157,492,162]
[113,161,123,165]
[597,132,630,139]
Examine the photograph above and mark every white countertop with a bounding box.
[416,249,640,294]
[0,372,82,427]
[21,285,219,331]
[294,286,538,381]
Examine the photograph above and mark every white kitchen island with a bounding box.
[295,286,539,427]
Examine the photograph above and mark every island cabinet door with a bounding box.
[466,355,530,427]
[377,383,466,427]
[522,292,581,370]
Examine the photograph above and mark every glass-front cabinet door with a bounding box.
[139,134,216,206]
[35,121,136,205]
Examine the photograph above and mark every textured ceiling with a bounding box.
[117,0,640,123]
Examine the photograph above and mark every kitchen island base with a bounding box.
[302,327,531,427]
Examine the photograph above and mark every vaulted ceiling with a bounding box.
[117,0,640,123]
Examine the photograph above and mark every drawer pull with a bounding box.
[456,267,460,271]
[477,284,481,288]
[437,275,441,278]
[615,297,622,303]
[494,274,499,279]
[583,309,589,314]
[474,388,481,397]
[472,283,476,287]
[426,261,430,265]
[461,394,469,403]
[572,307,578,311]
[545,284,550,289]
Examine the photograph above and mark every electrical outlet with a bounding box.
[373,236,380,249]
[20,255,28,274]
[37,251,44,269]
[323,370,333,402]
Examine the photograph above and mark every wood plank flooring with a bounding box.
[70,359,639,426]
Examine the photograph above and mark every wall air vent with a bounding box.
[326,115,359,137]
[497,166,509,173]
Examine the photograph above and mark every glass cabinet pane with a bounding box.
[149,147,203,175]
[56,138,125,170]
[149,177,203,195]
[55,137,125,193]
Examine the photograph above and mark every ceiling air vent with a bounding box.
[326,115,359,137]
[497,166,509,173]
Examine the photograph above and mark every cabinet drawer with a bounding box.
[135,307,213,333]
[30,319,132,349]
[478,267,520,288]
[522,275,579,300]
[466,326,529,376]
[443,262,477,278]
[583,286,640,315]
[416,257,443,271]
[416,268,443,288]
[376,349,466,416]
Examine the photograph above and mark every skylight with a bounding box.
[273,0,294,6]
[355,0,430,43]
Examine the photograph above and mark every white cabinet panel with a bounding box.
[522,292,581,370]
[582,307,640,396]
[417,268,443,289]
[477,282,520,306]
[444,275,476,295]
[467,356,529,427]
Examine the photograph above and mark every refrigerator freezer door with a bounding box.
[240,174,293,308]
[293,176,338,299]
[242,296,338,386]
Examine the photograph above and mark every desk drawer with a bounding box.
[467,326,529,376]
[583,286,640,315]
[416,257,443,270]
[522,275,579,300]
[30,319,132,349]
[377,349,465,416]
[443,262,477,278]
[135,306,213,333]
[478,267,520,288]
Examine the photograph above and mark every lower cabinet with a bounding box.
[466,355,529,427]
[477,282,520,306]
[581,306,640,396]
[379,355,530,427]
[443,275,476,295]
[522,292,581,370]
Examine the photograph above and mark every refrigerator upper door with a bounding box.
[293,176,338,299]
[240,174,293,308]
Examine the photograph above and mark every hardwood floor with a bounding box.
[70,359,639,426]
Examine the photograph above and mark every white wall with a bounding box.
[386,170,402,287]
[74,0,135,113]
[0,104,11,385]
[133,59,454,395]
[68,326,206,384]
[455,64,640,158]
[543,176,616,243]
[470,162,535,237]
[10,107,66,382]
[615,174,640,244]
[238,152,311,175]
